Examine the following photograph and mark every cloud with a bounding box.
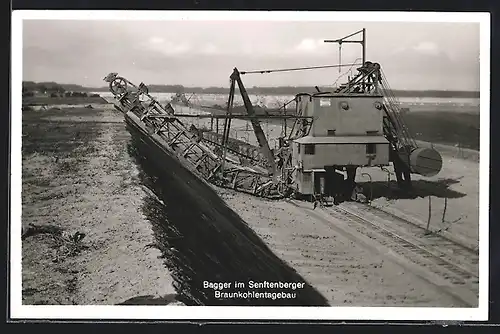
[293,38,328,53]
[412,41,440,56]
[239,42,254,55]
[287,38,361,64]
[145,39,222,57]
[387,40,459,66]
[200,43,219,55]
[144,37,191,55]
[148,36,165,45]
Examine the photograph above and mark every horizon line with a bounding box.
[22,80,481,93]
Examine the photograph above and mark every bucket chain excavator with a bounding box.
[104,29,442,203]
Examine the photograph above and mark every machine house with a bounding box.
[292,93,390,196]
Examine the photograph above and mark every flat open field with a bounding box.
[22,106,180,305]
[20,103,480,307]
[22,96,109,106]
[403,110,479,150]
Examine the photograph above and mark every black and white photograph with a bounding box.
[10,11,489,321]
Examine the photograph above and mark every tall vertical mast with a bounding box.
[362,28,366,65]
[324,28,366,65]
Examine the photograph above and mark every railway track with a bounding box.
[355,202,479,254]
[287,198,479,307]
[325,203,479,290]
[343,202,479,273]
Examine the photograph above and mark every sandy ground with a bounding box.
[362,153,479,251]
[20,102,479,308]
[21,106,181,305]
[214,187,471,307]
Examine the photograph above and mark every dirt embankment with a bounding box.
[22,107,179,305]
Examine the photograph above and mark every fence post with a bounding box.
[426,196,432,231]
[441,197,448,224]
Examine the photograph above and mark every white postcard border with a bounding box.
[10,10,491,321]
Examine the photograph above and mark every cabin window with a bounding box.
[303,172,311,182]
[327,130,336,136]
[320,98,331,107]
[305,144,315,155]
[366,143,377,155]
[366,130,379,135]
[297,143,301,154]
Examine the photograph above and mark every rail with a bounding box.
[329,202,479,282]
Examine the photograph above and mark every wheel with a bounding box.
[110,77,128,95]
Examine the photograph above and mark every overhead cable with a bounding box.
[240,63,362,75]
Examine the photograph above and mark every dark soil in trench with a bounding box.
[126,121,329,306]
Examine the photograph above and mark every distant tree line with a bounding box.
[23,81,66,94]
[22,81,100,98]
[22,81,480,98]
[144,85,481,98]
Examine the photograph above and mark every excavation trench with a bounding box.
[126,121,329,306]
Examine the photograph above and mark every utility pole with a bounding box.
[324,28,366,66]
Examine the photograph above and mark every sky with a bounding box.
[22,19,481,91]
